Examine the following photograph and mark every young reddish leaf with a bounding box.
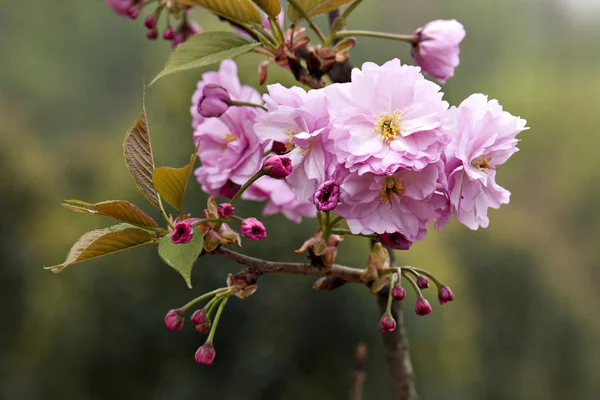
[62,200,160,229]
[152,154,197,215]
[150,32,260,85]
[251,0,282,17]
[175,0,262,24]
[158,230,204,288]
[124,103,159,207]
[288,0,354,22]
[47,225,155,273]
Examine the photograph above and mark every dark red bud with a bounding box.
[417,275,430,289]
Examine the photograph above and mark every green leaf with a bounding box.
[251,0,282,17]
[158,230,204,288]
[47,224,155,273]
[62,200,160,229]
[152,154,197,215]
[175,0,262,24]
[150,32,259,85]
[123,100,159,207]
[288,0,354,22]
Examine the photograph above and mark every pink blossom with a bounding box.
[444,94,528,229]
[313,180,340,212]
[217,203,235,219]
[336,162,446,241]
[415,297,432,316]
[164,309,184,331]
[380,312,396,332]
[262,155,293,179]
[197,84,231,118]
[438,285,455,305]
[240,218,267,241]
[392,283,406,300]
[195,342,216,365]
[326,59,449,175]
[254,84,338,201]
[242,177,316,223]
[171,221,194,244]
[412,19,466,84]
[191,60,262,129]
[105,0,141,16]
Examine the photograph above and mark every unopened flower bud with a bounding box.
[163,26,174,41]
[195,341,216,365]
[272,141,289,155]
[217,203,235,219]
[146,29,158,40]
[313,180,340,211]
[378,232,413,250]
[438,285,455,305]
[197,84,231,118]
[191,308,207,326]
[219,180,241,199]
[172,221,194,244]
[197,320,211,334]
[417,275,430,289]
[380,312,396,332]
[144,14,157,30]
[262,155,293,179]
[415,297,432,316]
[164,308,184,331]
[392,283,406,300]
[240,218,267,241]
[126,8,139,19]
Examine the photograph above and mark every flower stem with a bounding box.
[207,295,229,342]
[181,288,228,312]
[408,267,443,286]
[342,0,364,20]
[386,272,398,313]
[229,170,265,206]
[401,270,423,297]
[230,100,268,111]
[287,0,326,43]
[157,195,174,229]
[333,30,416,44]
[269,15,284,44]
[191,218,222,227]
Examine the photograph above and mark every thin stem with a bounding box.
[191,218,221,227]
[409,267,443,286]
[248,26,278,53]
[288,0,326,43]
[330,216,344,228]
[204,295,222,319]
[229,170,265,206]
[207,295,229,342]
[181,288,227,312]
[269,16,284,44]
[323,211,332,241]
[342,0,365,20]
[230,100,268,111]
[157,195,174,229]
[334,30,416,44]
[401,270,423,298]
[386,272,397,314]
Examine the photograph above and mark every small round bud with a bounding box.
[380,312,396,332]
[219,180,241,199]
[195,342,216,365]
[217,203,235,219]
[126,8,139,19]
[313,180,340,211]
[391,283,406,300]
[438,285,455,305]
[415,297,432,316]
[378,232,412,250]
[240,218,267,241]
[164,309,184,331]
[163,26,174,41]
[272,141,289,155]
[417,275,430,289]
[197,84,231,118]
[144,14,157,30]
[172,221,194,244]
[197,320,211,334]
[262,155,293,179]
[146,29,158,40]
[190,309,207,327]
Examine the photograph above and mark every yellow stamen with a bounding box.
[379,176,406,204]
[471,155,495,171]
[224,133,237,143]
[374,111,403,143]
[283,129,296,151]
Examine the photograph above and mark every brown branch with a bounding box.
[351,343,368,400]
[212,246,363,283]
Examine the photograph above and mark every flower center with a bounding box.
[471,155,495,171]
[379,176,405,204]
[374,111,403,143]
[283,129,296,151]
[224,133,237,143]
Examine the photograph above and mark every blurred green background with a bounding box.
[2,0,599,399]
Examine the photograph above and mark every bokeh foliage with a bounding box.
[1,0,599,399]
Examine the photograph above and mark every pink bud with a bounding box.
[171,221,194,244]
[164,309,184,331]
[415,297,432,316]
[219,180,241,199]
[380,312,396,332]
[262,155,293,179]
[271,141,289,155]
[217,203,235,219]
[190,309,207,326]
[144,14,157,30]
[197,84,231,118]
[195,341,216,365]
[378,232,413,250]
[313,180,340,212]
[197,320,211,334]
[392,284,406,300]
[438,285,455,305]
[163,26,174,41]
[146,29,158,40]
[417,275,430,289]
[240,218,267,241]
[126,8,139,19]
